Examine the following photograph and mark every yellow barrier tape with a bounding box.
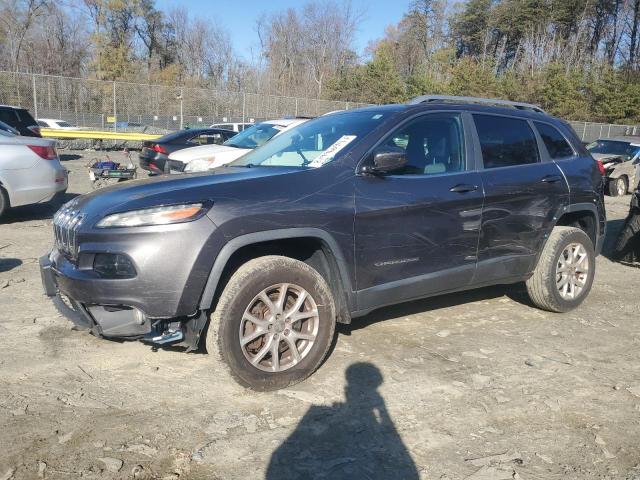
[40,128,162,141]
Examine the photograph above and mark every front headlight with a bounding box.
[96,203,207,228]
[185,158,215,172]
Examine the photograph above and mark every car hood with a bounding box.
[168,144,250,163]
[69,166,302,224]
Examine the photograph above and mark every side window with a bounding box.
[0,109,18,125]
[535,122,574,159]
[383,113,466,176]
[474,114,539,169]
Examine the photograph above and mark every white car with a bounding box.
[209,122,254,133]
[170,119,309,173]
[37,118,78,130]
[0,130,68,218]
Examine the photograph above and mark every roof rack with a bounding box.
[407,95,545,114]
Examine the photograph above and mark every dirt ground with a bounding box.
[1,150,640,480]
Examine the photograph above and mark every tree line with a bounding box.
[0,0,639,123]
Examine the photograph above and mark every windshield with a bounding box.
[230,111,388,168]
[223,123,281,149]
[587,140,640,160]
[56,121,73,127]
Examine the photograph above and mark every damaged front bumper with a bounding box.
[39,253,206,351]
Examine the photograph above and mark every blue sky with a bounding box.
[155,0,413,61]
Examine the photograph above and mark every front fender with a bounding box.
[198,227,355,312]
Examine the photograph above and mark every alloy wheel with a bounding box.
[239,283,319,372]
[556,242,589,300]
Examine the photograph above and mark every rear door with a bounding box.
[471,114,569,282]
[354,112,484,310]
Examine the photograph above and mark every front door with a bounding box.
[354,112,484,311]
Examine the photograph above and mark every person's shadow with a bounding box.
[266,362,419,480]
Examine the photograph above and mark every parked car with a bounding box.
[39,95,605,391]
[0,120,19,135]
[614,184,640,264]
[587,137,640,196]
[139,128,236,175]
[168,118,309,173]
[0,105,41,137]
[210,122,254,132]
[0,129,67,218]
[37,118,78,130]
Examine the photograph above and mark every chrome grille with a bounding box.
[53,204,84,258]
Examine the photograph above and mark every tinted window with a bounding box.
[0,109,18,125]
[535,122,574,159]
[383,113,466,175]
[474,114,539,168]
[16,109,36,125]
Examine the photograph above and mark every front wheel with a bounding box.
[206,256,336,391]
[526,226,596,313]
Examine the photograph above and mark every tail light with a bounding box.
[27,125,41,136]
[28,145,57,160]
[596,159,606,175]
[152,144,168,154]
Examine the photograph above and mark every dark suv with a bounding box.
[40,96,606,390]
[0,105,40,136]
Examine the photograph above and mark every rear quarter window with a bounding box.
[535,122,574,159]
[473,114,539,169]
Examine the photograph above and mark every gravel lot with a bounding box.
[1,151,640,480]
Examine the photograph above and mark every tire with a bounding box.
[525,226,596,313]
[614,210,640,263]
[607,176,627,197]
[0,186,9,219]
[206,255,336,391]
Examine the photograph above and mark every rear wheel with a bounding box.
[206,256,336,391]
[607,176,628,197]
[526,227,595,313]
[0,187,9,219]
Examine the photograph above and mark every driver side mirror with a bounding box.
[364,146,407,175]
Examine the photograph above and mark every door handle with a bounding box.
[450,184,478,193]
[541,174,563,183]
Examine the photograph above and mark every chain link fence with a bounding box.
[569,121,640,143]
[0,71,638,143]
[0,71,368,132]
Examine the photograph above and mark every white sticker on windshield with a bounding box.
[308,135,357,168]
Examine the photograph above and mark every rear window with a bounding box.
[535,122,574,159]
[16,108,36,125]
[474,114,539,168]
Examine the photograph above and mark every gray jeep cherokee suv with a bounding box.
[40,96,606,390]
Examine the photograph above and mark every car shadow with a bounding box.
[0,258,22,272]
[338,284,523,335]
[59,153,82,161]
[0,193,79,224]
[266,362,419,480]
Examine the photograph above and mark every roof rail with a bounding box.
[407,95,545,114]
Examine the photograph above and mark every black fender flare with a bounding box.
[544,202,604,256]
[198,228,355,312]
